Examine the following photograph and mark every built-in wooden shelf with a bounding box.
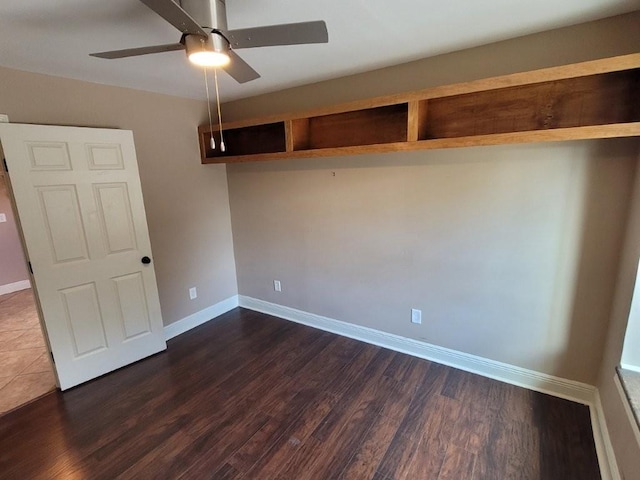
[199,54,640,164]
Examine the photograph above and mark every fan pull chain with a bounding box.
[213,67,226,152]
[203,67,215,150]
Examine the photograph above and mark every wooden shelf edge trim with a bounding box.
[201,123,640,164]
[201,53,640,133]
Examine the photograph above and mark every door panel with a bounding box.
[113,272,152,340]
[37,185,89,263]
[94,183,137,254]
[60,282,108,357]
[27,142,71,170]
[0,124,166,390]
[86,144,124,170]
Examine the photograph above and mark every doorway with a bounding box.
[0,173,55,415]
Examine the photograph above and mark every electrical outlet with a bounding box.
[0,114,8,123]
[0,213,6,223]
[189,287,197,300]
[411,308,422,324]
[274,280,282,292]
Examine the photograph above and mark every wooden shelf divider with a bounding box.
[284,120,294,152]
[199,53,640,164]
[407,101,420,142]
[291,118,311,151]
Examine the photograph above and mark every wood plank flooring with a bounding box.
[0,308,601,479]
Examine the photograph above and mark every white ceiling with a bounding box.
[0,0,638,102]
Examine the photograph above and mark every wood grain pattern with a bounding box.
[202,122,640,164]
[407,101,420,142]
[407,100,432,143]
[284,120,294,152]
[425,69,640,139]
[291,118,311,151]
[306,104,408,149]
[199,53,640,163]
[0,308,601,479]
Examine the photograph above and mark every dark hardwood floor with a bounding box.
[0,308,600,479]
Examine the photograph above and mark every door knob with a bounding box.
[141,256,151,264]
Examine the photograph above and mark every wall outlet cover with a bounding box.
[0,114,9,123]
[189,287,197,300]
[411,308,422,324]
[274,280,282,292]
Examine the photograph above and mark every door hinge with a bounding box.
[50,351,55,364]
[28,261,33,274]
[2,158,7,173]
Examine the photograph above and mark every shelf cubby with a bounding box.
[198,121,286,159]
[297,104,409,150]
[420,69,640,140]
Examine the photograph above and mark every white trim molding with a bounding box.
[238,295,621,480]
[614,373,640,448]
[164,295,238,341]
[592,389,621,480]
[0,279,30,296]
[239,295,595,404]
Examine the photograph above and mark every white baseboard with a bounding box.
[592,390,621,480]
[164,295,238,341]
[239,295,595,404]
[614,373,640,447]
[238,295,619,480]
[0,279,30,296]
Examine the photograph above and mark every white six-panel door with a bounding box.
[0,124,166,390]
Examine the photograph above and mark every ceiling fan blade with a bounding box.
[224,50,260,84]
[224,20,328,49]
[139,0,208,36]
[90,43,185,59]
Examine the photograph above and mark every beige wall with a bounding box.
[0,67,237,325]
[0,174,29,286]
[223,11,640,475]
[228,140,636,383]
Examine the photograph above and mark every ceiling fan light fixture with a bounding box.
[189,50,230,67]
[185,34,230,67]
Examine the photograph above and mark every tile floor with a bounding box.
[0,288,56,415]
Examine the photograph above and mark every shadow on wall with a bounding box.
[552,139,638,382]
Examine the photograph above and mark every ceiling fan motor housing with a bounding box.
[180,0,227,30]
[184,32,229,58]
[182,0,229,58]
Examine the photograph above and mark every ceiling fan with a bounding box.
[90,0,328,84]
